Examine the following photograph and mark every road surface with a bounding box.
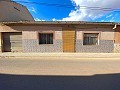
[0,57,120,90]
[0,57,120,75]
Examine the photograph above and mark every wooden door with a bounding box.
[62,29,75,52]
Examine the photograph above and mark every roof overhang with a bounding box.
[0,21,115,26]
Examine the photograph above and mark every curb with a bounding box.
[0,53,120,58]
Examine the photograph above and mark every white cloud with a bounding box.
[101,20,105,22]
[109,17,115,22]
[29,7,36,13]
[62,0,120,21]
[34,18,40,21]
[34,18,45,21]
[52,18,62,21]
[106,14,113,18]
[52,18,57,21]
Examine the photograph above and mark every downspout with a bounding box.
[113,24,117,30]
[113,24,117,52]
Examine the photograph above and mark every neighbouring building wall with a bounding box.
[0,32,2,52]
[75,27,114,53]
[114,26,120,53]
[21,26,63,52]
[0,0,34,22]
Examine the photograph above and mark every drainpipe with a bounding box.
[113,24,117,30]
[113,24,117,46]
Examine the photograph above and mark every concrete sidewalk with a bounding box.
[0,52,120,58]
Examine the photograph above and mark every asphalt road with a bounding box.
[0,57,120,75]
[0,57,120,90]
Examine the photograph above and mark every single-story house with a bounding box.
[0,21,119,53]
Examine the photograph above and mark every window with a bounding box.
[39,33,53,44]
[83,33,98,45]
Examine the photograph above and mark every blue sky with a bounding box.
[13,0,120,22]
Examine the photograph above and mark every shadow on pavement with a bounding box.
[0,73,120,90]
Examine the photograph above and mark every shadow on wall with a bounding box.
[0,73,120,90]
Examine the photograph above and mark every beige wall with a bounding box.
[55,31,62,40]
[22,31,38,40]
[22,26,62,40]
[0,1,34,22]
[76,28,114,40]
[0,25,62,40]
[101,32,114,40]
[0,25,21,32]
[0,25,114,41]
[115,26,120,43]
[114,26,120,52]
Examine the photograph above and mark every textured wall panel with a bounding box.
[23,39,62,52]
[76,40,114,53]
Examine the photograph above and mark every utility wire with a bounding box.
[13,1,74,8]
[13,1,120,11]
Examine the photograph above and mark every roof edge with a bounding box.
[0,21,116,26]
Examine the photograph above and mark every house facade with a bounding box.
[0,21,118,53]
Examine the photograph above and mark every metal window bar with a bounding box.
[39,33,53,44]
[84,33,98,45]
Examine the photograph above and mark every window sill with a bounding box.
[39,44,54,45]
[83,44,99,46]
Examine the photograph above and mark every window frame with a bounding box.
[39,33,54,45]
[83,33,99,45]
